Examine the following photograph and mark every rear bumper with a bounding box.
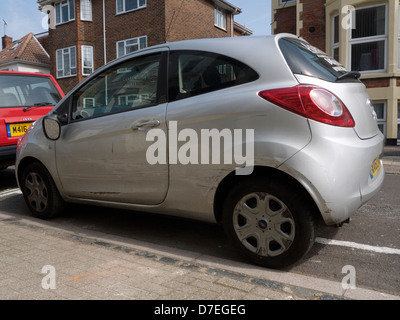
[279,122,385,225]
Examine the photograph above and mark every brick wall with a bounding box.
[48,17,78,93]
[273,0,326,52]
[2,35,13,50]
[166,0,231,42]
[299,0,326,52]
[102,0,166,62]
[37,36,50,54]
[362,78,390,89]
[273,6,296,35]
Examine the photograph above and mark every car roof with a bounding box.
[134,33,300,60]
[106,33,300,73]
[0,70,53,78]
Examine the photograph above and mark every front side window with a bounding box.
[56,46,77,78]
[350,4,387,72]
[116,0,146,14]
[117,36,147,58]
[215,7,226,30]
[71,53,161,121]
[168,51,258,102]
[55,0,75,25]
[81,0,92,21]
[82,45,94,76]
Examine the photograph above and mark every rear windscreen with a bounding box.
[279,38,356,83]
[0,74,62,108]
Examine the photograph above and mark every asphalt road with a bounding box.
[1,167,399,297]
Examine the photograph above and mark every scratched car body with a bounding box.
[15,34,384,268]
[0,71,64,170]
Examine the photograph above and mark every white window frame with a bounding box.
[83,97,95,108]
[279,0,296,5]
[373,101,387,137]
[82,45,94,76]
[56,46,77,78]
[116,0,146,14]
[80,0,92,21]
[214,7,226,30]
[348,3,387,74]
[116,36,147,58]
[332,14,339,62]
[55,0,75,25]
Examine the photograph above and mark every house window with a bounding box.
[117,36,147,58]
[81,0,92,21]
[82,46,94,76]
[215,7,226,30]
[350,4,386,72]
[373,101,386,137]
[332,14,339,62]
[55,0,75,25]
[116,0,146,14]
[56,46,77,78]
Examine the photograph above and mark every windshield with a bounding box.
[0,74,62,108]
[279,38,358,83]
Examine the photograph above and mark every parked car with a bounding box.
[0,71,64,170]
[15,34,384,268]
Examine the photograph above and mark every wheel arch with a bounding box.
[17,157,50,188]
[213,165,322,224]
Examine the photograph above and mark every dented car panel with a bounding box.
[15,34,384,268]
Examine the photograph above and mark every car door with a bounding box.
[55,51,169,205]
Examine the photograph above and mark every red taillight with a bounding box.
[258,85,355,127]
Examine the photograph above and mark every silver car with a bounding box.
[15,34,384,268]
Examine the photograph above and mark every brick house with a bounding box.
[37,0,247,93]
[272,0,400,145]
[0,32,50,73]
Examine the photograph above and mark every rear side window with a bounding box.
[168,51,258,101]
[279,38,352,82]
[0,74,62,108]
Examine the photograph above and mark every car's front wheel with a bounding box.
[21,162,64,219]
[222,177,315,269]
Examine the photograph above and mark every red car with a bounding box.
[0,71,64,170]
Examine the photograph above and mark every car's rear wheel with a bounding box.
[21,162,64,219]
[222,178,315,269]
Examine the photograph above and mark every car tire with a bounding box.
[21,162,64,219]
[222,177,315,269]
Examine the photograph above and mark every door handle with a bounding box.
[131,120,160,131]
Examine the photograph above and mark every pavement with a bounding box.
[382,145,400,174]
[0,146,399,304]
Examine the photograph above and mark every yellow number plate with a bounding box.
[7,122,32,137]
[370,157,381,179]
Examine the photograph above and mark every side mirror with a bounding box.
[43,116,61,140]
